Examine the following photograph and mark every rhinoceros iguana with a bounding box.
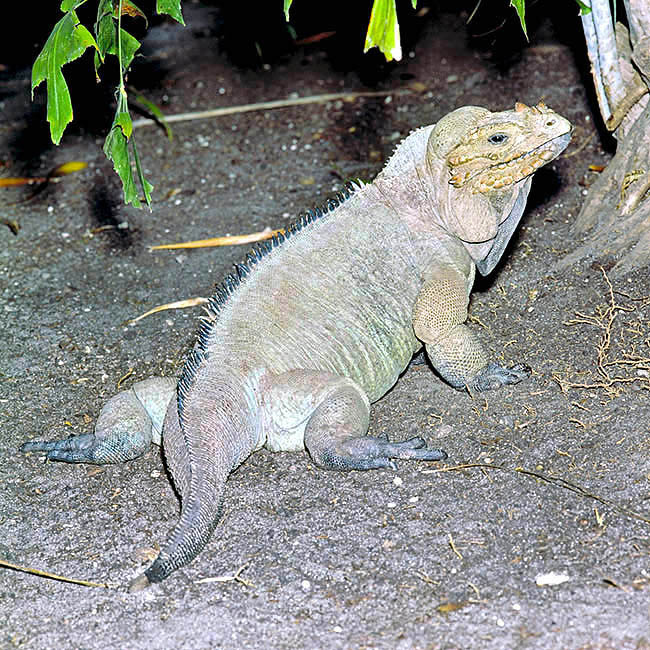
[22,101,572,590]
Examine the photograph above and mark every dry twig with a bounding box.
[422,463,650,525]
[552,267,650,397]
[194,563,253,588]
[0,557,114,589]
[131,90,411,130]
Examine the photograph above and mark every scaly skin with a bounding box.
[21,102,572,589]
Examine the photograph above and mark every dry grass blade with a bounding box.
[448,534,463,560]
[2,218,20,234]
[150,228,282,250]
[127,296,208,324]
[2,161,88,207]
[116,367,135,389]
[0,557,114,588]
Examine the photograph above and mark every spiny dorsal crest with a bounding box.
[177,347,208,430]
[198,180,359,330]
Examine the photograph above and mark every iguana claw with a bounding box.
[470,362,531,392]
[326,436,448,471]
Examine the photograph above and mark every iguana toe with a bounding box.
[327,436,447,471]
[470,361,531,392]
[21,433,99,464]
[384,437,448,462]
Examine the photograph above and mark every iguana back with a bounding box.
[203,181,422,398]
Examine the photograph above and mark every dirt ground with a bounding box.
[1,2,649,649]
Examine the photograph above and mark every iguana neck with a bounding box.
[373,126,447,235]
[374,126,530,267]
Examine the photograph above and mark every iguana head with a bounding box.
[430,101,572,194]
[426,101,572,274]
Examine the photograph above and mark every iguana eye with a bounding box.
[488,133,508,144]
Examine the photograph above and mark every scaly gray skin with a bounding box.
[22,102,572,590]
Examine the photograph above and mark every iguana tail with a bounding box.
[129,367,258,591]
[130,472,228,591]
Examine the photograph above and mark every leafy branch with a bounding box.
[284,0,412,62]
[32,0,183,208]
[285,0,592,61]
[34,0,592,207]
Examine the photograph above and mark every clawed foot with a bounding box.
[20,384,166,465]
[21,419,151,465]
[21,433,103,464]
[330,435,448,471]
[470,362,531,392]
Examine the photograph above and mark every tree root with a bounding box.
[552,268,650,398]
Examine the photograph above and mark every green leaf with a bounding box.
[104,108,151,208]
[103,96,152,208]
[94,0,115,64]
[509,0,528,40]
[94,1,143,72]
[108,28,141,70]
[364,0,402,62]
[60,0,88,12]
[157,0,184,25]
[575,0,591,15]
[104,114,138,207]
[32,11,98,144]
[284,0,293,21]
[411,0,417,9]
[115,110,133,139]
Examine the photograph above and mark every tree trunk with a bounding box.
[569,0,650,273]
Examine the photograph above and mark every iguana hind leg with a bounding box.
[21,377,176,464]
[266,370,447,471]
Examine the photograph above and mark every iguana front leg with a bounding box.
[412,264,530,392]
[21,377,177,464]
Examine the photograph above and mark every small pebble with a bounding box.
[535,571,570,586]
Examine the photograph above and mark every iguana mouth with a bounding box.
[495,130,571,170]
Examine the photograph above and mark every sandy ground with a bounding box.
[1,3,649,649]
